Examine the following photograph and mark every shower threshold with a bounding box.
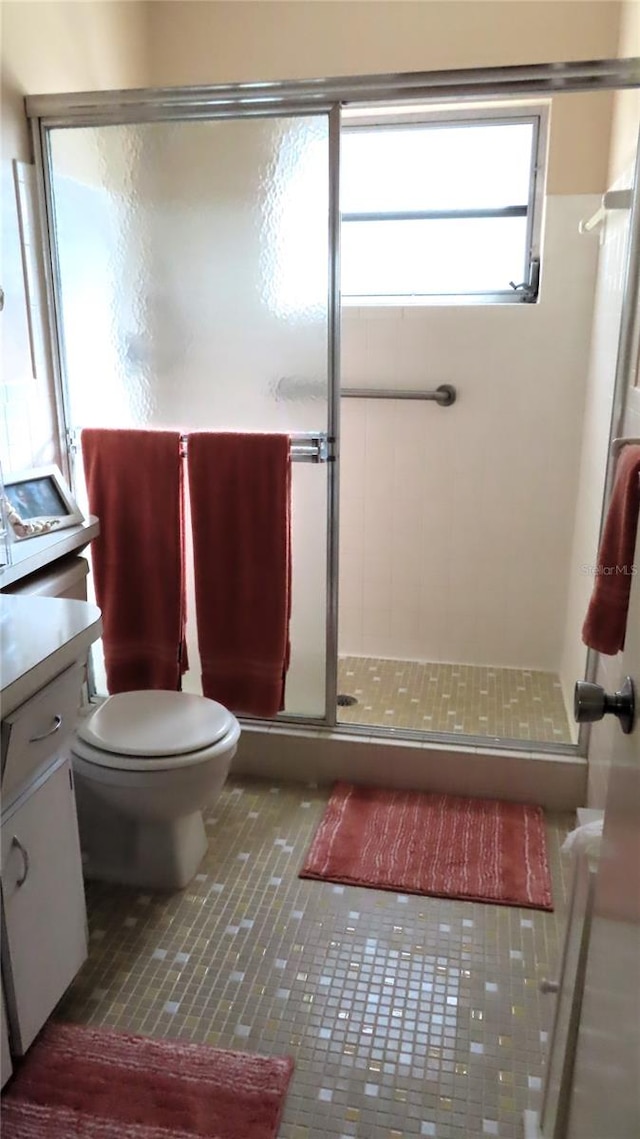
[234,657,583,809]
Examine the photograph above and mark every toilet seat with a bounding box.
[73,691,240,772]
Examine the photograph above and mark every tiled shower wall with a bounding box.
[339,195,600,675]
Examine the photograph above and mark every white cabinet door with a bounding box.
[1,758,87,1053]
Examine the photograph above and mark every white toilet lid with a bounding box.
[77,691,236,757]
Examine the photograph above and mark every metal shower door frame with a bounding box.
[29,97,343,728]
[26,56,640,751]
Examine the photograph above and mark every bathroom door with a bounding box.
[44,112,337,718]
[564,520,640,1138]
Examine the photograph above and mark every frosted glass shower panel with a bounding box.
[48,114,331,717]
[50,125,157,428]
[50,116,330,431]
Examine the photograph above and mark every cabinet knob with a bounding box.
[11,836,30,887]
[574,677,635,735]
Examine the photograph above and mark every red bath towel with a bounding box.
[81,428,188,692]
[187,432,291,717]
[582,444,640,655]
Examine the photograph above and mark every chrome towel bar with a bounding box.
[71,428,332,464]
[178,431,332,464]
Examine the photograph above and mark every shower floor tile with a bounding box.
[57,779,574,1139]
[337,656,573,744]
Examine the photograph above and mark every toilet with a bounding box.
[71,690,241,890]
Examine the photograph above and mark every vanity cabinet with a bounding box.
[0,594,102,1085]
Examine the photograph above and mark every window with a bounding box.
[340,106,546,304]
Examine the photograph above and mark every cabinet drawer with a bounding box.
[1,662,84,803]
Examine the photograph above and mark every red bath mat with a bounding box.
[300,782,553,910]
[1,1022,294,1139]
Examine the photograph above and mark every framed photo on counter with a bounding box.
[3,465,84,541]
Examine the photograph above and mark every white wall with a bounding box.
[608,0,640,185]
[147,1,619,197]
[339,193,600,669]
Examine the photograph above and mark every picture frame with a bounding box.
[3,464,84,541]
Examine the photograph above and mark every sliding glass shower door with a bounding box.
[46,112,335,717]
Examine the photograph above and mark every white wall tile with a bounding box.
[560,174,635,761]
[339,194,600,670]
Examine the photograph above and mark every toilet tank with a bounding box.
[1,555,89,600]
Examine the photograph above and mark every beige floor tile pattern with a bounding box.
[337,657,573,744]
[57,779,574,1139]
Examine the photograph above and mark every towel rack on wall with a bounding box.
[342,384,457,406]
[611,436,640,456]
[579,188,633,235]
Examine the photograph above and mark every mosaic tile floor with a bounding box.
[337,657,573,744]
[57,779,574,1139]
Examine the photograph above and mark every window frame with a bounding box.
[340,101,549,306]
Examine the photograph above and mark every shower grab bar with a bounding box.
[275,377,456,407]
[342,384,457,406]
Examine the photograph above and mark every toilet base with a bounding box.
[76,784,209,890]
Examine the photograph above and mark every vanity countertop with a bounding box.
[0,517,100,590]
[0,595,102,717]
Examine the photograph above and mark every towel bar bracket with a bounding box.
[286,431,333,463]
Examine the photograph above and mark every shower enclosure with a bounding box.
[27,58,640,760]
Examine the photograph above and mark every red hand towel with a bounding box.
[582,443,640,654]
[81,428,188,693]
[187,432,291,717]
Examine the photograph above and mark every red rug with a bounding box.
[300,782,553,910]
[1,1022,294,1138]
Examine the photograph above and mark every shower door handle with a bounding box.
[573,677,635,734]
